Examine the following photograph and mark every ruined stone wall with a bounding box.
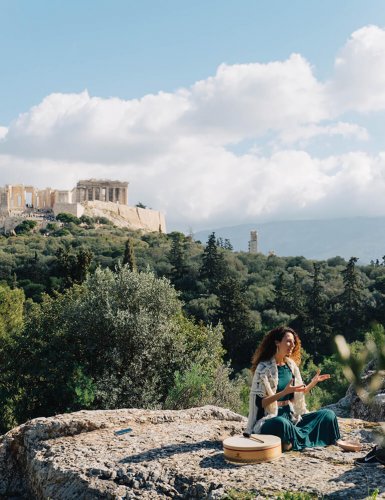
[52,202,85,218]
[0,188,9,214]
[82,200,166,232]
[8,185,25,211]
[35,188,53,209]
[55,190,74,204]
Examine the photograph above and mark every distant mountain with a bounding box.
[194,217,385,263]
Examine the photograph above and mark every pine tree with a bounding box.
[168,232,187,283]
[199,232,225,293]
[335,257,366,341]
[216,275,256,369]
[274,271,290,313]
[224,239,233,251]
[303,263,330,358]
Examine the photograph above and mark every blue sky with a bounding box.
[2,0,384,122]
[1,1,385,231]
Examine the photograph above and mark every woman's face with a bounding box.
[276,332,295,358]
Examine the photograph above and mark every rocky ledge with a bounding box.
[0,405,384,499]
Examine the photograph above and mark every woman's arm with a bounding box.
[261,379,306,408]
[304,370,331,394]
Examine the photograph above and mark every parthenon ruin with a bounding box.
[0,179,129,213]
[0,179,166,233]
[74,179,128,204]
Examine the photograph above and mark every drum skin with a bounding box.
[223,434,282,463]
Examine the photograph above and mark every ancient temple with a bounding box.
[75,179,128,204]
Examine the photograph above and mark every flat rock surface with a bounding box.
[1,406,384,499]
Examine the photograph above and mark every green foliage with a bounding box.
[94,216,112,225]
[5,225,385,432]
[165,363,213,409]
[14,220,37,234]
[335,323,385,407]
[0,284,25,431]
[276,493,317,500]
[200,232,226,293]
[68,366,96,408]
[122,237,136,271]
[335,256,368,341]
[0,268,243,430]
[79,215,94,225]
[168,232,188,284]
[0,284,25,341]
[369,488,379,500]
[55,246,93,288]
[217,275,258,369]
[223,490,257,500]
[56,212,81,224]
[300,350,349,410]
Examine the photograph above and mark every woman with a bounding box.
[245,326,340,451]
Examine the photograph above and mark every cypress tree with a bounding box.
[123,238,136,272]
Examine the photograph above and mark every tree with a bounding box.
[199,232,225,293]
[56,213,81,225]
[0,284,24,342]
[14,220,37,235]
[0,284,25,431]
[216,275,257,369]
[335,257,367,341]
[4,267,233,429]
[55,247,93,288]
[303,263,330,358]
[168,232,188,284]
[273,271,290,314]
[122,237,136,271]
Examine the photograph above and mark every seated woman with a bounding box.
[245,326,340,451]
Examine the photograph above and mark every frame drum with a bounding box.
[223,434,282,463]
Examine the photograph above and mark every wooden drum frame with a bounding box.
[223,434,282,464]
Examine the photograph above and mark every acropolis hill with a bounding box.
[0,179,166,233]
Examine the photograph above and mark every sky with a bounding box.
[1,1,385,232]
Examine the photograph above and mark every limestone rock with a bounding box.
[350,370,385,422]
[327,364,385,422]
[1,405,384,499]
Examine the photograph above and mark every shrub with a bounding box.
[56,213,81,225]
[4,267,239,427]
[14,220,37,235]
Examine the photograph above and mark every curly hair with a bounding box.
[251,325,301,373]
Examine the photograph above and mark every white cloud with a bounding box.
[279,122,369,145]
[2,25,385,229]
[329,25,385,113]
[0,127,7,140]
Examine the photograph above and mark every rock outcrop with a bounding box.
[1,406,384,499]
[327,362,385,423]
[350,370,385,422]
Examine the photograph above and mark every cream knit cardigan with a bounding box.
[245,356,308,435]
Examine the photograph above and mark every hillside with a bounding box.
[194,216,385,263]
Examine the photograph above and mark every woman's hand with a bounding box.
[311,370,331,385]
[283,378,306,395]
[304,370,331,394]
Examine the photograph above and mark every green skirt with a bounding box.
[260,406,340,451]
